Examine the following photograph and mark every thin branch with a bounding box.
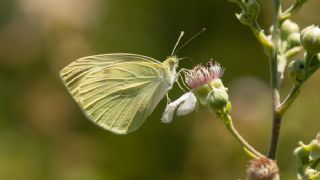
[268,0,282,160]
[250,21,273,50]
[279,0,307,22]
[222,114,264,158]
[277,85,301,115]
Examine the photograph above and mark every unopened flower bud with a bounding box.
[280,20,300,40]
[287,32,301,48]
[288,60,305,84]
[301,25,320,54]
[246,0,260,22]
[246,157,280,180]
[208,89,229,111]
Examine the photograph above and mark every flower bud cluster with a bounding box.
[280,20,301,50]
[281,20,300,40]
[281,23,320,84]
[294,133,320,179]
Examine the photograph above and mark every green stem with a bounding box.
[222,114,264,158]
[277,85,301,115]
[285,47,303,59]
[268,0,282,160]
[250,22,273,50]
[279,0,307,22]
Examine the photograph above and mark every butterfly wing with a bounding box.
[60,53,174,134]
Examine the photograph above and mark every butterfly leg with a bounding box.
[175,68,190,91]
[179,73,190,91]
[176,79,187,92]
[166,94,172,104]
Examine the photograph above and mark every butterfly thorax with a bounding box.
[163,55,179,73]
[162,56,179,86]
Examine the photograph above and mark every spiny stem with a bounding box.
[268,0,282,160]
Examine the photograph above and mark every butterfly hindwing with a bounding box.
[60,53,172,134]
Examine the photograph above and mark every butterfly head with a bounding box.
[164,56,179,72]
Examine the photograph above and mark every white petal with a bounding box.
[161,103,177,123]
[161,92,197,123]
[176,92,197,116]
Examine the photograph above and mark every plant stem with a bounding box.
[250,22,273,50]
[279,0,307,22]
[222,114,264,158]
[277,85,301,115]
[268,0,282,160]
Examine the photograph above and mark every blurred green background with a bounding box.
[0,0,320,179]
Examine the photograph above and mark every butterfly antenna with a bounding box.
[171,31,185,55]
[175,27,206,54]
[178,57,196,66]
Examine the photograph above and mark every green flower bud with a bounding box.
[287,32,301,48]
[208,89,229,111]
[288,60,305,84]
[280,20,300,40]
[301,25,320,54]
[246,0,260,22]
[207,80,229,111]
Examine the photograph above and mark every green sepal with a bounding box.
[193,84,211,105]
[294,144,311,165]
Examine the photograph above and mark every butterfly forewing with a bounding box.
[60,53,173,134]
